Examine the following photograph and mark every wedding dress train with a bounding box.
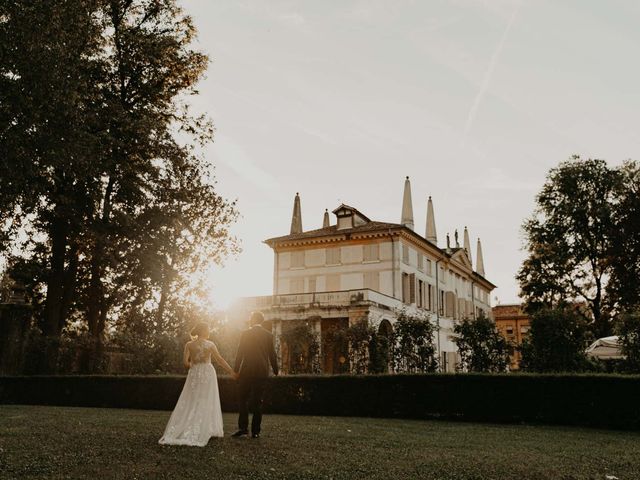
[159,340,224,446]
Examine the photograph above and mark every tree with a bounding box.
[519,307,590,372]
[616,312,640,372]
[391,310,438,373]
[0,1,104,370]
[453,314,510,372]
[609,161,640,312]
[344,320,376,374]
[280,322,320,374]
[517,156,623,338]
[0,1,239,372]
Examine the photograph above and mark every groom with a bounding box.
[232,311,279,439]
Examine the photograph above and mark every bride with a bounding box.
[159,322,236,447]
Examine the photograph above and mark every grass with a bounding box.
[1,405,639,480]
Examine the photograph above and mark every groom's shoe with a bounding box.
[231,430,249,438]
[251,433,260,439]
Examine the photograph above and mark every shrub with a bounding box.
[2,373,640,430]
[520,307,591,372]
[617,311,640,372]
[391,310,438,372]
[453,314,510,372]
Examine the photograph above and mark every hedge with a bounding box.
[1,373,640,430]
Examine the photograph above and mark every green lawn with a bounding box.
[1,405,639,480]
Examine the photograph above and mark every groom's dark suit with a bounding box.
[234,324,279,435]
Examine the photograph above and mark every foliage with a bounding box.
[280,321,320,374]
[0,0,239,372]
[321,322,350,374]
[6,374,640,432]
[519,307,591,372]
[609,162,640,311]
[453,314,510,372]
[345,320,375,374]
[368,330,392,374]
[517,156,624,338]
[323,320,369,374]
[617,311,640,372]
[391,309,438,373]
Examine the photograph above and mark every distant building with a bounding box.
[230,177,496,374]
[492,304,530,370]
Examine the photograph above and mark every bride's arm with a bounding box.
[183,342,191,369]
[210,343,235,376]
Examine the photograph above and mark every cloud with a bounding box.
[462,2,519,144]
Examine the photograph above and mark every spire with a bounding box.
[322,209,330,228]
[425,196,437,244]
[464,226,472,266]
[401,176,414,231]
[290,192,302,234]
[476,238,485,277]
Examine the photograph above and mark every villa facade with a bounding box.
[229,177,496,373]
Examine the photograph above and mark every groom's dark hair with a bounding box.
[250,311,265,326]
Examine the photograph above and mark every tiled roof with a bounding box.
[264,221,402,244]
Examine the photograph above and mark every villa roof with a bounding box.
[264,221,402,245]
[265,206,497,290]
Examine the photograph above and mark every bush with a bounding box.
[453,315,510,372]
[391,310,438,372]
[2,373,640,430]
[617,311,640,372]
[520,307,591,372]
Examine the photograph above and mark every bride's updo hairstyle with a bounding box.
[190,322,210,340]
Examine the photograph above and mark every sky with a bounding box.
[181,0,640,309]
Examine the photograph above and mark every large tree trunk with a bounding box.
[41,218,69,373]
[85,176,115,372]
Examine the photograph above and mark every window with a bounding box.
[426,259,432,276]
[308,277,317,293]
[364,271,379,291]
[439,290,445,315]
[363,244,379,262]
[291,251,304,268]
[418,280,424,308]
[402,273,409,303]
[417,254,424,271]
[409,273,416,304]
[326,274,340,291]
[326,247,341,265]
[290,278,304,293]
[402,244,409,264]
[427,284,433,311]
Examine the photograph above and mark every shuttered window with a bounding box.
[363,244,379,262]
[326,247,341,265]
[364,271,379,291]
[291,251,304,268]
[409,273,416,304]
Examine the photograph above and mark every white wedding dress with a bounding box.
[159,340,224,446]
